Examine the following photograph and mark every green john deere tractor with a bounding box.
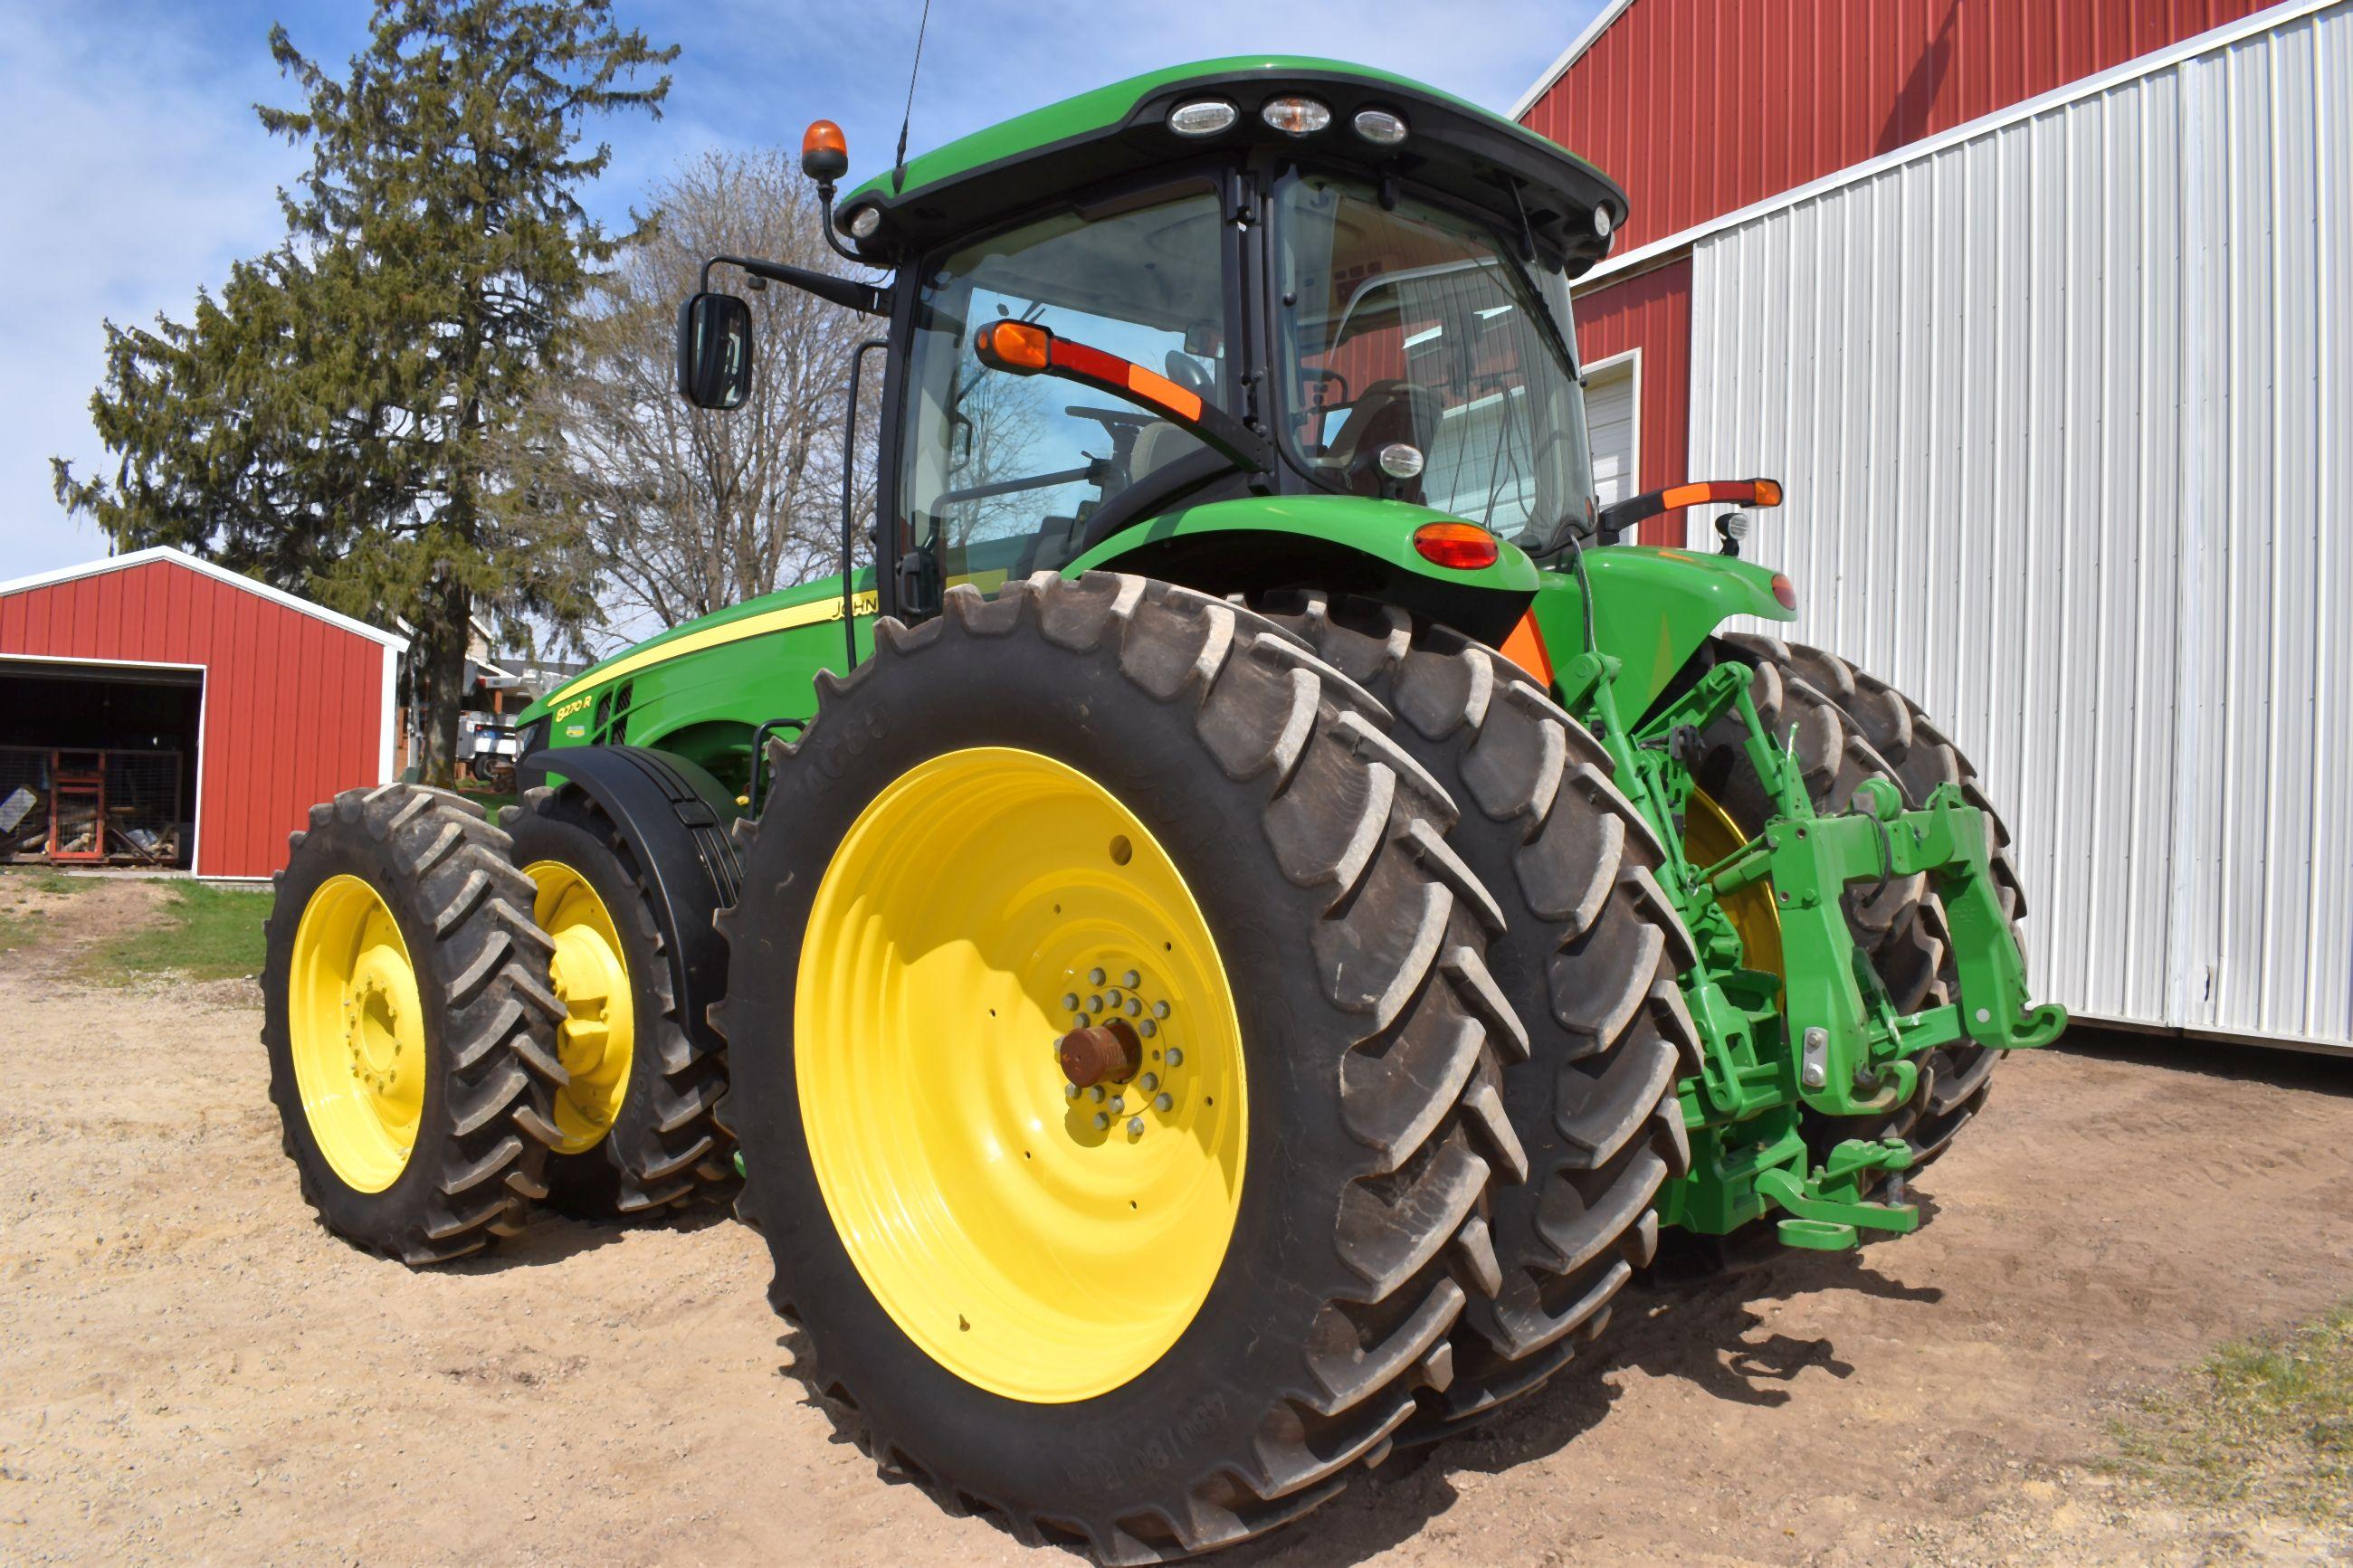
[260,55,2064,1560]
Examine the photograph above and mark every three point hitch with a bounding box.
[1603,659,2068,1252]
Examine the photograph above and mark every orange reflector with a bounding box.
[1499,612,1553,684]
[976,320,1052,372]
[1413,521,1499,571]
[1125,363,1204,423]
[1771,573,1799,611]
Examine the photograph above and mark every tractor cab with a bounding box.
[681,57,1625,640]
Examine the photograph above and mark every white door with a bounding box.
[1583,351,1639,508]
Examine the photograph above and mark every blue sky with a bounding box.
[1,0,1598,582]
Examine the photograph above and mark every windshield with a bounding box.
[898,185,1231,593]
[1273,171,1596,546]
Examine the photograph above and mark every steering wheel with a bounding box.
[1299,365,1350,408]
[1161,350,1216,396]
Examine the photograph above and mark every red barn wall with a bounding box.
[1573,257,1693,543]
[1522,0,2279,252]
[0,557,390,879]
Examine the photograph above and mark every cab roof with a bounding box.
[837,55,1627,276]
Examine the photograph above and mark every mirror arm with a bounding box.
[976,327,1272,474]
[1592,478,1783,545]
[701,252,888,317]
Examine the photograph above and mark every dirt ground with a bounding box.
[4,876,2350,1566]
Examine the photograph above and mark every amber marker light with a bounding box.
[975,319,1053,373]
[1413,521,1500,571]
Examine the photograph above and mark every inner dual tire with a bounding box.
[715,574,1546,1560]
[502,790,732,1214]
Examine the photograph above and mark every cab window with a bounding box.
[898,186,1231,597]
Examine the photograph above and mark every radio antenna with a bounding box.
[891,0,934,193]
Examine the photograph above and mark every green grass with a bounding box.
[0,867,90,952]
[2110,1303,2353,1519]
[88,882,275,984]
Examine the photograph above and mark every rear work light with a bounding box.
[1413,520,1499,571]
[1167,99,1237,137]
[1352,108,1408,145]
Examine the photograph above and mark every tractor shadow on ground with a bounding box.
[448,1199,737,1270]
[2053,1024,2353,1099]
[1225,1228,1946,1568]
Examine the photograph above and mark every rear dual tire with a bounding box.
[716,574,1536,1560]
[1257,592,1697,1435]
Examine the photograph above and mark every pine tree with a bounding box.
[55,0,676,783]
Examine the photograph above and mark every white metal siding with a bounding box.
[1685,2,2353,1050]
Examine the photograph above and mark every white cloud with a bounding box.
[0,1,308,577]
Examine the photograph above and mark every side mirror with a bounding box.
[675,291,754,410]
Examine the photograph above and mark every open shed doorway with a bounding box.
[0,658,203,869]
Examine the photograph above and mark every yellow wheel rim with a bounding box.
[288,874,427,1193]
[1686,785,1784,980]
[525,860,636,1155]
[796,746,1247,1403]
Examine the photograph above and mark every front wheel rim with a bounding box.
[288,874,427,1192]
[795,746,1247,1403]
[525,860,636,1156]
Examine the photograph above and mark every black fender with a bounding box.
[516,746,743,1052]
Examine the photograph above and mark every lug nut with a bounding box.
[1089,994,1104,1012]
[1153,1001,1170,1019]
[1062,993,1079,1012]
[1128,1117,1145,1136]
[1139,1073,1158,1092]
[1091,1085,1106,1103]
[1139,1020,1157,1038]
[1124,997,1142,1016]
[1094,1112,1110,1129]
[1121,970,1140,989]
[1104,990,1123,1010]
[1064,1083,1080,1100]
[1110,1096,1125,1114]
[1089,967,1106,985]
[1156,1093,1174,1113]
[1165,1047,1184,1067]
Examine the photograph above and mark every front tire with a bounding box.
[715,574,1531,1561]
[262,784,567,1264]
